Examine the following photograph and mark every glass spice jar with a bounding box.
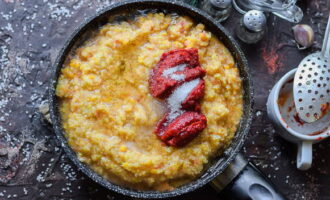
[201,0,232,23]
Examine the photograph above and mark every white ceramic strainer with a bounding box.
[293,15,330,123]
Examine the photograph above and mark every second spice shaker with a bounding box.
[236,10,267,44]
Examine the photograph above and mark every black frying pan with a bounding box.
[49,0,286,199]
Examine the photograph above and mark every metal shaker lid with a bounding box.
[243,10,266,32]
[209,0,232,9]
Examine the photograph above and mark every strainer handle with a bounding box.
[321,14,330,58]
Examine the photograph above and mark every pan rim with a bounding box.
[48,0,254,198]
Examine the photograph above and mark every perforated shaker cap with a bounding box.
[210,0,232,9]
[243,10,266,32]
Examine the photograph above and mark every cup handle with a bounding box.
[297,141,313,170]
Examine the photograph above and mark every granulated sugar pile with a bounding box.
[162,63,187,81]
[167,78,200,122]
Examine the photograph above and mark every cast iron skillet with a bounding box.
[49,0,286,199]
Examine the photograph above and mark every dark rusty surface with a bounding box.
[0,0,329,199]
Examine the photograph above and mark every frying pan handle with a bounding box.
[211,155,287,200]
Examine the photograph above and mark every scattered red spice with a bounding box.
[287,78,294,83]
[293,113,305,126]
[288,103,296,113]
[281,79,293,90]
[309,127,328,136]
[277,92,290,107]
[321,103,328,112]
[320,103,329,117]
[261,43,284,74]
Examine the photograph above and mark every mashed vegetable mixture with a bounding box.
[56,13,243,191]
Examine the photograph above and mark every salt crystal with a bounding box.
[36,172,45,182]
[22,188,28,195]
[4,23,14,32]
[256,111,262,117]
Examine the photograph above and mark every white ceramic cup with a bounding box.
[267,69,330,170]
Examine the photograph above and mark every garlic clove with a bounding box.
[292,24,314,50]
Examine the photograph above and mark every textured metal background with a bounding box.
[0,0,329,199]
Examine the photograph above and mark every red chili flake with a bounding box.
[309,127,328,136]
[287,78,294,83]
[277,92,290,107]
[293,113,305,126]
[261,41,284,74]
[321,103,329,114]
